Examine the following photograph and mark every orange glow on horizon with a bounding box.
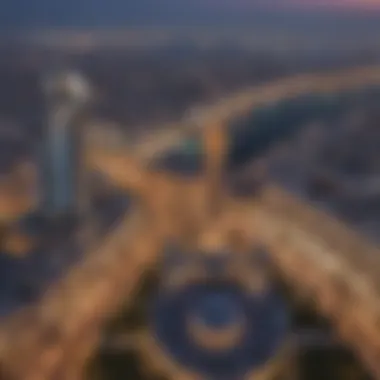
[291,0,380,11]
[210,0,380,12]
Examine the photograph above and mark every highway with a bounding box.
[0,208,161,380]
[85,64,380,379]
[129,65,380,161]
[1,65,380,379]
[251,186,380,378]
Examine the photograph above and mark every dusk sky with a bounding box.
[1,0,380,30]
[210,0,380,11]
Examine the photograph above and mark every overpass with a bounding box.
[0,65,380,379]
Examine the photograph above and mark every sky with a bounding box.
[1,0,380,31]
[209,0,380,11]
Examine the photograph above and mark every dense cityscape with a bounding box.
[0,8,380,379]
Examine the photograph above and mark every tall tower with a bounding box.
[39,70,91,219]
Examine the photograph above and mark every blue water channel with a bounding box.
[153,85,380,175]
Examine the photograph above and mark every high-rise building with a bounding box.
[38,70,91,219]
